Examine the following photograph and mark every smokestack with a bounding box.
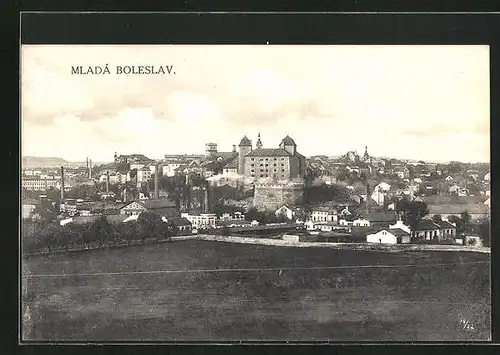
[86,157,89,170]
[106,170,110,192]
[410,179,414,201]
[365,183,370,214]
[204,185,209,213]
[154,165,159,199]
[60,166,65,201]
[89,159,92,180]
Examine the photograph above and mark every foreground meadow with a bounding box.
[22,240,491,341]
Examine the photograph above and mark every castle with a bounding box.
[226,133,306,182]
[223,133,306,210]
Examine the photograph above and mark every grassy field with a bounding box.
[22,240,491,341]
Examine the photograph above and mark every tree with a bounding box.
[396,200,429,231]
[448,215,463,232]
[87,216,114,247]
[432,214,443,223]
[137,210,166,242]
[461,211,471,233]
[118,221,140,246]
[276,210,290,223]
[37,223,60,253]
[478,217,490,247]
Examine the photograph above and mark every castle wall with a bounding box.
[253,184,304,211]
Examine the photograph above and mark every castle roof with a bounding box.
[280,135,296,146]
[239,136,252,147]
[246,148,292,157]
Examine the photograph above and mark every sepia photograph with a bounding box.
[21,44,491,342]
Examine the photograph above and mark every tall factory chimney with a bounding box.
[86,157,89,170]
[409,180,414,201]
[106,170,110,192]
[154,165,159,199]
[60,166,65,201]
[365,183,371,214]
[204,183,209,213]
[88,159,93,180]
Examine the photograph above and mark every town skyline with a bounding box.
[22,45,490,163]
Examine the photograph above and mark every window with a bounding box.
[260,164,263,167]
[251,158,255,161]
[251,164,254,167]
[260,169,264,172]
[282,169,285,172]
[274,169,277,172]
[265,164,268,167]
[281,163,284,167]
[251,169,255,173]
[260,175,263,178]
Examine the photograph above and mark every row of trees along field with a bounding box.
[23,211,176,254]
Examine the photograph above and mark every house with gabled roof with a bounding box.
[119,198,178,218]
[366,228,411,244]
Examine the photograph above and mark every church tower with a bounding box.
[238,135,252,175]
[363,146,370,162]
[256,132,263,149]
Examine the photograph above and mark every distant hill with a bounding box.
[22,156,109,169]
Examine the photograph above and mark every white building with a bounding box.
[181,213,217,229]
[339,218,354,227]
[389,219,411,234]
[220,212,246,221]
[22,177,59,191]
[311,209,338,223]
[366,228,411,244]
[484,197,491,207]
[352,218,370,227]
[275,205,295,220]
[374,182,391,192]
[137,167,152,182]
[163,163,181,177]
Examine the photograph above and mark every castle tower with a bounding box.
[238,135,252,175]
[279,135,296,156]
[256,132,263,150]
[114,152,118,163]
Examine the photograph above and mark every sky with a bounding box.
[21,45,490,163]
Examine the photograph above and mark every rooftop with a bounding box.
[415,219,441,231]
[387,228,410,236]
[138,198,177,210]
[246,148,292,157]
[239,136,252,147]
[428,204,490,216]
[280,135,297,146]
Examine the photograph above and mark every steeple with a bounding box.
[256,132,263,149]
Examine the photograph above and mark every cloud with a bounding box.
[21,45,490,163]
